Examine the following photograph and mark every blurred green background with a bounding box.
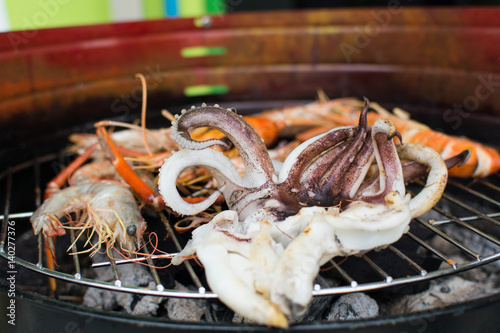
[0,0,498,32]
[0,0,225,32]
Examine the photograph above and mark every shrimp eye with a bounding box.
[126,224,137,237]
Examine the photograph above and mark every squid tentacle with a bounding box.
[278,127,356,184]
[396,144,448,218]
[341,131,375,199]
[171,105,276,187]
[158,148,244,215]
[279,99,370,190]
[400,149,469,183]
[354,119,405,204]
[318,98,370,190]
[297,140,351,205]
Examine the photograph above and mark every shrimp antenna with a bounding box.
[135,73,154,156]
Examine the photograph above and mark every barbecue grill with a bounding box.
[1,6,500,333]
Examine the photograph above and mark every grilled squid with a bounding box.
[158,101,451,328]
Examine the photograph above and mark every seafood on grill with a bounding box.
[70,125,177,157]
[68,114,278,168]
[74,111,280,208]
[31,180,147,257]
[33,99,280,260]
[158,101,453,327]
[255,96,500,178]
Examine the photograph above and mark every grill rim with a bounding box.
[3,231,500,299]
[3,281,500,332]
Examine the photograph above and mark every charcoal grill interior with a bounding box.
[1,101,500,332]
[1,6,500,333]
[1,103,500,297]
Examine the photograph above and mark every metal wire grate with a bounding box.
[1,152,500,300]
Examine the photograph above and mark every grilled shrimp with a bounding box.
[31,180,146,256]
[256,97,500,178]
[69,127,177,156]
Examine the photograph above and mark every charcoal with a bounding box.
[83,251,164,316]
[83,288,118,311]
[232,312,256,325]
[326,293,379,321]
[164,281,208,322]
[387,276,497,315]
